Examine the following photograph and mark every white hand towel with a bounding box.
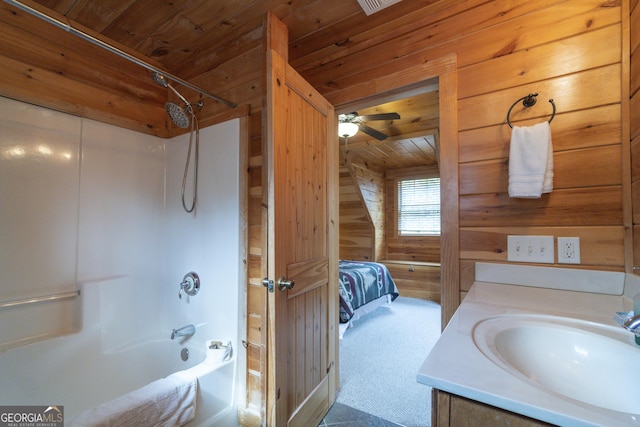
[508,121,554,198]
[69,371,198,427]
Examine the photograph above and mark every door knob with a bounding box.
[277,277,295,292]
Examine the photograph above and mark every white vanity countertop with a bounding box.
[417,277,639,427]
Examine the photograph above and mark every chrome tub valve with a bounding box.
[179,271,200,299]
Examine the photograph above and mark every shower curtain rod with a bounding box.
[5,0,237,109]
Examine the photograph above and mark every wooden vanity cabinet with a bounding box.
[432,389,557,427]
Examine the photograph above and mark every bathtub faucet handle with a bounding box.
[178,271,200,299]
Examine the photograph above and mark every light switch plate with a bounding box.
[507,235,555,264]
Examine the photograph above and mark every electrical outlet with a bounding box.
[507,235,554,264]
[558,237,580,264]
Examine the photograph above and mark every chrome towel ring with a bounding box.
[507,93,556,128]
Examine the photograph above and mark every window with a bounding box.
[397,177,440,236]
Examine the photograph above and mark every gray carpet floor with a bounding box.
[336,296,441,427]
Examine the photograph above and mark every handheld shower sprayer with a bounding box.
[152,71,202,213]
[151,72,203,128]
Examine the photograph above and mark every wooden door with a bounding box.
[265,49,338,426]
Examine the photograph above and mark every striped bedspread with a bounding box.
[338,260,399,323]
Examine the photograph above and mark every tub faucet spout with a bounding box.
[624,315,640,333]
[171,324,196,340]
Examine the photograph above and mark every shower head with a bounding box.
[152,71,202,128]
[165,102,191,129]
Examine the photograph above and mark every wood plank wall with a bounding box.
[307,0,628,306]
[338,156,375,261]
[456,0,627,297]
[631,0,640,272]
[241,14,281,425]
[243,107,267,425]
[0,2,169,136]
[352,164,386,261]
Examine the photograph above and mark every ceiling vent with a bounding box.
[357,0,403,16]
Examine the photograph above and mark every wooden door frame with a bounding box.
[334,54,459,328]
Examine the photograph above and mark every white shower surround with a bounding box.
[0,97,245,423]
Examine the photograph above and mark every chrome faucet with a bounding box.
[171,324,196,340]
[623,315,640,334]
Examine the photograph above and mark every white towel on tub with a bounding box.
[69,371,198,427]
[508,121,554,198]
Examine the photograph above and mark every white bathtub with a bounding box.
[0,335,237,426]
[183,352,237,426]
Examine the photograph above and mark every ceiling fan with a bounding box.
[338,111,401,140]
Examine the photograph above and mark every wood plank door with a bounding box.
[265,48,338,427]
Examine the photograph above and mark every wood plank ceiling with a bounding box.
[341,91,440,173]
[0,0,442,174]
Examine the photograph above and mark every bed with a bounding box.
[338,260,399,337]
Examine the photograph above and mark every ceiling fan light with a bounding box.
[339,122,359,138]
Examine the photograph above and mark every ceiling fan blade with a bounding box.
[357,112,400,121]
[359,124,388,140]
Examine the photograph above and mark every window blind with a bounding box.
[397,177,440,235]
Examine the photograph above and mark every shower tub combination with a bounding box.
[0,83,244,425]
[0,329,237,426]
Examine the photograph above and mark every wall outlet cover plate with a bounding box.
[558,237,580,264]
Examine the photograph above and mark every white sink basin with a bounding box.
[473,314,640,414]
